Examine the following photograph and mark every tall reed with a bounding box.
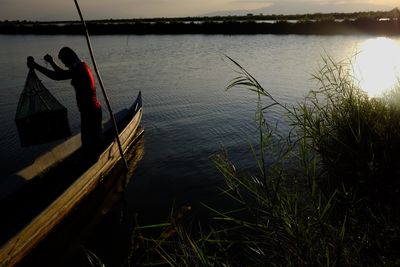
[93,55,400,266]
[210,55,400,265]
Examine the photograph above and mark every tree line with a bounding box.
[1,8,400,35]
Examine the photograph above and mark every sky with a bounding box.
[0,0,398,21]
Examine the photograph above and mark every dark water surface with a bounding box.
[0,34,386,264]
[0,34,364,176]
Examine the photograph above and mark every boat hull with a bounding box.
[0,91,143,267]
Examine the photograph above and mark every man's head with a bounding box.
[58,47,80,68]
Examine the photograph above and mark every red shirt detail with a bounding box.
[71,62,101,113]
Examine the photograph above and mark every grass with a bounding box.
[87,55,400,266]
[299,56,400,206]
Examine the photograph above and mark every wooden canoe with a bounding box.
[0,91,143,267]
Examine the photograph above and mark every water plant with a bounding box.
[205,55,400,265]
[212,55,400,265]
[91,55,400,266]
[299,55,400,207]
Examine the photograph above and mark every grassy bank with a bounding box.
[115,56,400,266]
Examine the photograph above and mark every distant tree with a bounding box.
[390,8,400,19]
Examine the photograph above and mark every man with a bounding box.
[27,47,103,160]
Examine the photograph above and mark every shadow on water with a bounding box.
[15,133,243,267]
[79,163,245,265]
[0,147,90,246]
[14,131,145,267]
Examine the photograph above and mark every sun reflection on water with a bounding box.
[353,37,400,97]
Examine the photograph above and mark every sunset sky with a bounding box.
[0,0,398,21]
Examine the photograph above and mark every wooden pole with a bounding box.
[73,0,128,170]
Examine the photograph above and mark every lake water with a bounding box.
[2,34,400,264]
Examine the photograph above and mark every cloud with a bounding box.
[0,1,78,21]
[226,0,273,11]
[255,0,393,15]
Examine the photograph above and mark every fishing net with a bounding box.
[15,69,71,147]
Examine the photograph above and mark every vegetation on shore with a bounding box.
[2,8,400,35]
[110,55,400,266]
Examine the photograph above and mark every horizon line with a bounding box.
[1,7,398,23]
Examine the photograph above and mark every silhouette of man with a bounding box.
[27,47,103,160]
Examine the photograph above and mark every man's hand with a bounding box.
[44,54,53,63]
[27,56,35,69]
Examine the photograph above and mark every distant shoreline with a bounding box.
[1,20,400,36]
[2,10,400,36]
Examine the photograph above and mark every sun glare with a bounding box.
[353,37,400,97]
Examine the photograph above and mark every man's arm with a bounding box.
[44,54,65,73]
[27,56,71,81]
